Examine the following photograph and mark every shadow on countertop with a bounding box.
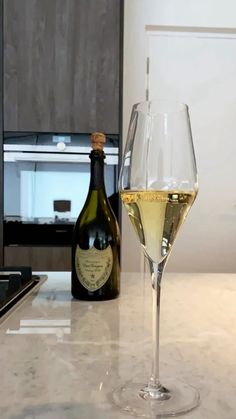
[0,401,128,419]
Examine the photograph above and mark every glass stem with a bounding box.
[139,258,171,400]
[148,259,166,390]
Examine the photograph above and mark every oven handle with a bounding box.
[4,152,118,165]
[4,144,118,154]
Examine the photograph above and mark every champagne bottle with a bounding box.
[71,132,120,300]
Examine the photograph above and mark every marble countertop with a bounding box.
[1,272,236,419]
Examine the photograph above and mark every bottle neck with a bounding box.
[89,150,105,190]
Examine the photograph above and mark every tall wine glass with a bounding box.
[114,101,199,417]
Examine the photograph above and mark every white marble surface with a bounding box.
[1,272,236,418]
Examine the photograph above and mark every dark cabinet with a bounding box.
[0,0,3,266]
[4,246,72,271]
[4,0,121,133]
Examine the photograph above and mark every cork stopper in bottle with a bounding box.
[91,132,106,151]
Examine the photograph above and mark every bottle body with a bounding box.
[71,150,120,300]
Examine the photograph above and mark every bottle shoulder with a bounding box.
[75,202,119,233]
[79,190,118,220]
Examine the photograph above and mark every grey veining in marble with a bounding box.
[1,272,236,418]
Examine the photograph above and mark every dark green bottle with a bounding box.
[71,132,120,300]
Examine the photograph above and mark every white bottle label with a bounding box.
[75,245,113,291]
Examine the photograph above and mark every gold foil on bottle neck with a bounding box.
[91,132,106,150]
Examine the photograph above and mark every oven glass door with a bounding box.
[4,160,118,245]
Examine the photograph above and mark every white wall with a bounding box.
[122,0,236,273]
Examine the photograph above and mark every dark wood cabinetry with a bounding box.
[4,246,71,271]
[4,0,121,133]
[0,0,3,266]
[2,1,123,270]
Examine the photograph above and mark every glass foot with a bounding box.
[112,378,200,418]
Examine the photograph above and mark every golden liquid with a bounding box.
[120,190,197,264]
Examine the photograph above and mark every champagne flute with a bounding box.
[114,101,199,417]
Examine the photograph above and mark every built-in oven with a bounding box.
[4,133,119,247]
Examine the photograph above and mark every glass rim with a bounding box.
[132,100,189,116]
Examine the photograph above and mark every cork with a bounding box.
[91,132,106,150]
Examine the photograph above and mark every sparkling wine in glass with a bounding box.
[114,101,199,417]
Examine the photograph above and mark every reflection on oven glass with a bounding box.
[3,133,119,245]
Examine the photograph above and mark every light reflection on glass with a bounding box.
[6,319,71,338]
